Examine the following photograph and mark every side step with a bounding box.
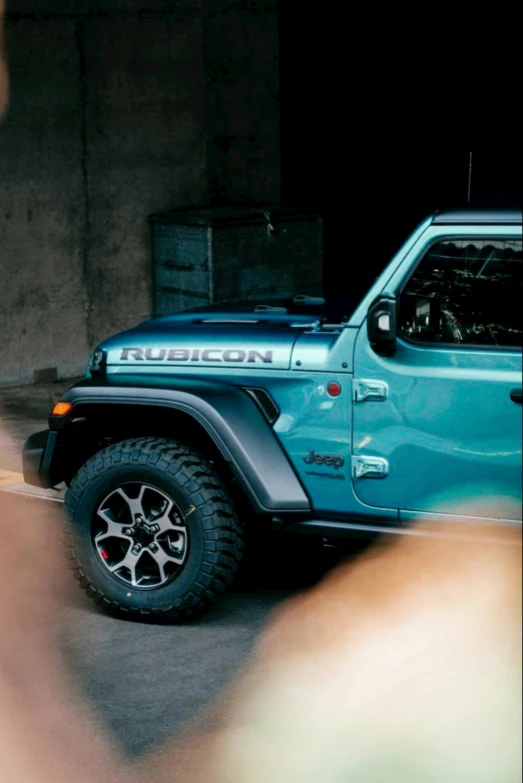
[277,519,399,540]
[276,519,522,545]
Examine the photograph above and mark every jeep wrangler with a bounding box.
[23,208,523,622]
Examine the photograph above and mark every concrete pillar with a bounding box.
[0,0,281,386]
[0,16,90,387]
[81,13,207,348]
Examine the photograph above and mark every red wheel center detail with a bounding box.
[327,382,342,397]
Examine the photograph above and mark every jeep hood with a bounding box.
[97,298,357,372]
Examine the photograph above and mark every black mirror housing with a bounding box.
[367,294,397,355]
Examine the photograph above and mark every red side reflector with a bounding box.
[327,382,342,397]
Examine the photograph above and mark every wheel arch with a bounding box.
[48,380,310,516]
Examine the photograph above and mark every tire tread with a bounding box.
[64,437,244,623]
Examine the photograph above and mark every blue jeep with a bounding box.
[24,208,522,621]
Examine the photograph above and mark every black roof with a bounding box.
[432,208,522,225]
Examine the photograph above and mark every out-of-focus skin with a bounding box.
[1,410,521,783]
[140,519,522,783]
[0,422,129,783]
[0,428,130,783]
[0,8,521,781]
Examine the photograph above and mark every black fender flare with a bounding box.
[48,378,311,514]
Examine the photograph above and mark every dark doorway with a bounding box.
[278,5,522,302]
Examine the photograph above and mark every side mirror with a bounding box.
[367,294,397,356]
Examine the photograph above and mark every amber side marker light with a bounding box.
[52,402,73,417]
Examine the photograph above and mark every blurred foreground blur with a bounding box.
[1,411,521,782]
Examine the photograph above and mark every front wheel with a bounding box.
[64,438,244,622]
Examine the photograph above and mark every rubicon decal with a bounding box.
[120,347,274,364]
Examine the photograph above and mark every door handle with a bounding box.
[510,389,523,404]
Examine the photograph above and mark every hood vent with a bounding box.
[198,318,261,324]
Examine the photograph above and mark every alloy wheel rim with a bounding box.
[92,483,190,590]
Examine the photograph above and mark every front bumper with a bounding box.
[23,430,59,489]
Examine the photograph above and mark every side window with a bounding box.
[398,238,522,348]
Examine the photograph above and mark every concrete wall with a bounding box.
[82,14,207,349]
[0,16,90,385]
[0,0,280,387]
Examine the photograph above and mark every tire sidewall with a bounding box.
[70,464,208,612]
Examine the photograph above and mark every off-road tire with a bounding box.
[64,437,244,622]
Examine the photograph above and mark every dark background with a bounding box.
[278,4,522,300]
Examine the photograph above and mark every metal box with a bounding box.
[149,206,323,316]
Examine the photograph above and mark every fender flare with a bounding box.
[51,378,311,515]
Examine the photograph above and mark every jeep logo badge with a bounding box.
[304,450,345,470]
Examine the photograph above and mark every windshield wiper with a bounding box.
[254,304,288,313]
[293,295,326,306]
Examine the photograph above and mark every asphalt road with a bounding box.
[0,379,357,759]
